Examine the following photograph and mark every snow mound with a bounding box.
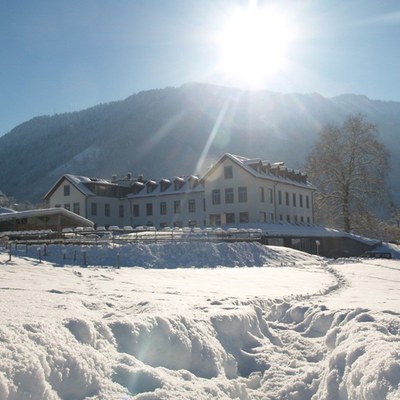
[1,302,400,399]
[24,242,317,268]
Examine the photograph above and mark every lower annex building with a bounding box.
[44,153,316,229]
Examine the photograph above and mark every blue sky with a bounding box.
[1,0,400,135]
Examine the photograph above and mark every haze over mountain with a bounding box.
[1,83,399,204]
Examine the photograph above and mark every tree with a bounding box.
[305,114,390,233]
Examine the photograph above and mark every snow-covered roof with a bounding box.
[0,207,16,214]
[44,174,127,199]
[44,175,94,198]
[203,153,315,189]
[44,172,204,200]
[231,222,380,245]
[0,207,94,227]
[127,175,204,199]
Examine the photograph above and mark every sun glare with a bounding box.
[217,5,296,88]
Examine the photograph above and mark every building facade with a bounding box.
[44,153,315,229]
[203,154,314,226]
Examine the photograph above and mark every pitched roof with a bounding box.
[0,207,16,214]
[0,208,94,227]
[44,175,91,199]
[127,175,203,198]
[202,153,315,189]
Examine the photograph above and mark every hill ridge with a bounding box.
[1,83,399,203]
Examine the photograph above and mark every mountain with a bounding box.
[1,83,399,204]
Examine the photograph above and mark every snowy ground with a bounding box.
[0,242,399,400]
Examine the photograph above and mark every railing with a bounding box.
[0,227,263,247]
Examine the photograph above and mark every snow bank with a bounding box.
[1,243,400,399]
[1,302,399,399]
[14,241,317,268]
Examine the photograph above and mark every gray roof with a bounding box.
[0,208,93,227]
[0,207,16,214]
[127,175,203,199]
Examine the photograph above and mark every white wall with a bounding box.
[128,191,205,228]
[86,197,126,228]
[204,158,314,226]
[48,178,87,218]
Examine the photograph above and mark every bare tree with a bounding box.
[306,114,390,233]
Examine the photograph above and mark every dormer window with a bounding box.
[146,180,157,193]
[188,176,199,190]
[131,182,144,195]
[160,179,171,192]
[174,177,185,190]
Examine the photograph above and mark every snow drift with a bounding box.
[0,242,399,399]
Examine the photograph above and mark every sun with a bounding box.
[217,4,296,87]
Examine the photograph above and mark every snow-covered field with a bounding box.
[0,242,400,400]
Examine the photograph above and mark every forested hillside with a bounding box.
[1,83,399,203]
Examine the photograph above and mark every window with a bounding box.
[224,165,233,179]
[225,188,234,204]
[212,189,221,205]
[188,199,196,213]
[160,202,167,215]
[293,193,297,207]
[286,215,290,222]
[226,213,235,224]
[64,185,70,196]
[285,192,290,206]
[73,202,80,215]
[105,203,110,217]
[210,214,221,226]
[270,213,274,221]
[146,203,153,216]
[119,205,124,218]
[300,194,303,208]
[239,212,249,223]
[259,187,265,202]
[279,214,283,221]
[259,212,267,222]
[307,217,310,224]
[306,195,310,209]
[269,188,274,203]
[55,204,61,208]
[278,190,282,205]
[91,203,97,216]
[64,203,70,211]
[294,215,298,223]
[133,204,139,217]
[238,187,247,203]
[174,200,181,214]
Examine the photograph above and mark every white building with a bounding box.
[44,153,315,229]
[203,154,315,226]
